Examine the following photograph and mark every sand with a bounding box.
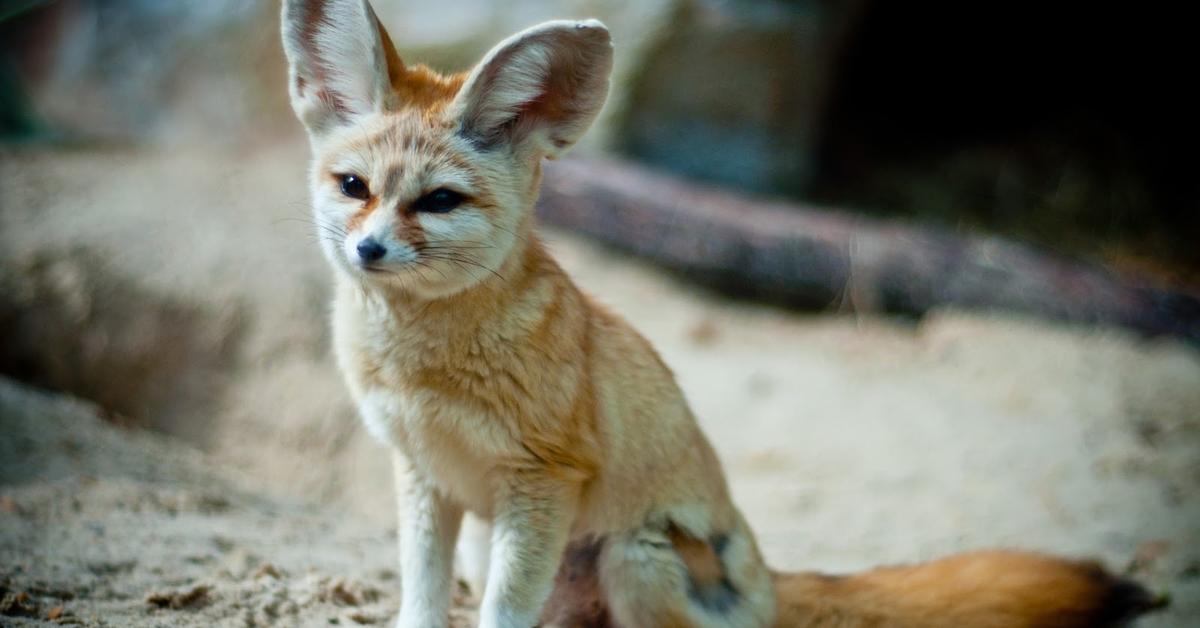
[1,143,1198,626]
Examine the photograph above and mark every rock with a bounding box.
[617,0,841,195]
[0,0,288,144]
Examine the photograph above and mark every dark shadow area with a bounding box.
[0,248,243,444]
[618,0,1199,279]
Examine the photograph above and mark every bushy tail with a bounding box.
[772,550,1167,627]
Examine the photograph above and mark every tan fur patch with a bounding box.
[394,65,465,115]
[667,525,727,590]
[345,195,378,232]
[393,208,425,248]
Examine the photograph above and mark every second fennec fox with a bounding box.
[281,1,1163,626]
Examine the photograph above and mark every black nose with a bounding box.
[356,237,387,262]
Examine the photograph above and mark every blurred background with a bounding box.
[1,0,1198,625]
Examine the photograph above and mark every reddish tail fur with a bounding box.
[772,550,1167,628]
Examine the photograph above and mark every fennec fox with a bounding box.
[282,1,1163,626]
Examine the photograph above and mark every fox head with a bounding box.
[282,0,612,298]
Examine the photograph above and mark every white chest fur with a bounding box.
[332,287,516,517]
[357,386,505,515]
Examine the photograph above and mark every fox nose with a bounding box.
[356,237,387,263]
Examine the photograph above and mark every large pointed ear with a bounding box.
[451,20,613,159]
[281,0,405,135]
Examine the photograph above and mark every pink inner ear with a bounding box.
[460,24,610,150]
[317,88,351,118]
[289,0,358,121]
[293,0,331,62]
[295,67,350,118]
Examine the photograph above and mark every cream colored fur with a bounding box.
[283,1,773,625]
[281,3,1162,628]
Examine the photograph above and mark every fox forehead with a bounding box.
[311,62,485,198]
[316,108,491,203]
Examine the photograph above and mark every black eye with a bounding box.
[338,174,370,200]
[412,188,464,213]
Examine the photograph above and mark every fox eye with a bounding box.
[412,188,464,214]
[338,174,370,200]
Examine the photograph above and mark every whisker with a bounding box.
[419,245,495,252]
[416,259,449,282]
[421,252,506,282]
[492,223,529,245]
[420,239,493,246]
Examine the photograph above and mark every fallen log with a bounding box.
[538,157,1200,344]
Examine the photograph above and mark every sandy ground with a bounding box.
[1,144,1199,626]
[0,378,478,627]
